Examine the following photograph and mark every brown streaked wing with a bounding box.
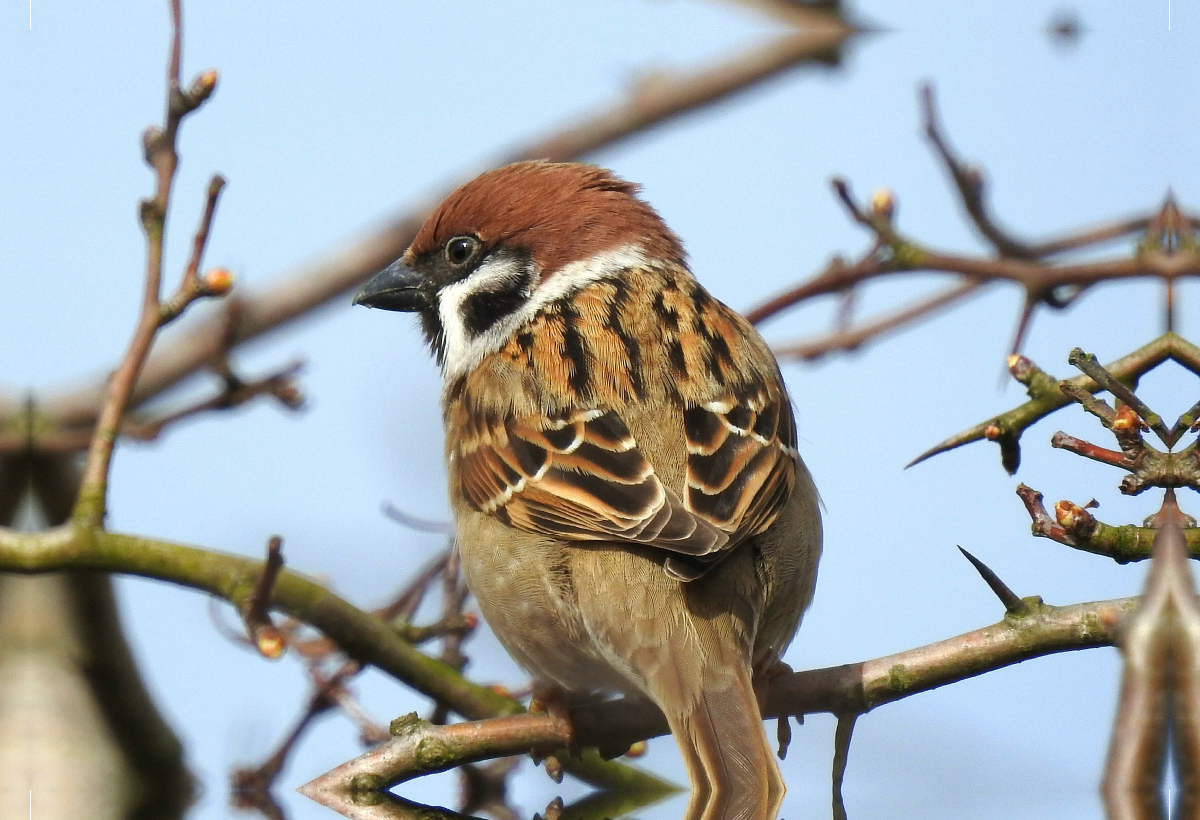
[683,389,798,539]
[456,407,728,556]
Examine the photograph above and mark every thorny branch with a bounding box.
[925,335,1200,563]
[908,333,1200,472]
[300,595,1135,819]
[900,330,1200,815]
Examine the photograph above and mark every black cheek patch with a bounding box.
[460,285,530,337]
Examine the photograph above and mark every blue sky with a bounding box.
[2,2,1192,819]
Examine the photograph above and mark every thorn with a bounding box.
[906,423,991,469]
[957,546,1030,615]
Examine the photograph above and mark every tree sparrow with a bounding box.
[355,161,821,820]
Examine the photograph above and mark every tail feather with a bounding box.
[664,659,784,820]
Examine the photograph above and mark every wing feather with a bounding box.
[684,389,798,537]
[458,407,729,556]
[456,388,797,580]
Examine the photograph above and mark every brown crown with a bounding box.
[407,161,686,279]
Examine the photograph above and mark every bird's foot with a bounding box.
[529,682,577,780]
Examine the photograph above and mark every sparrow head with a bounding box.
[354,161,685,377]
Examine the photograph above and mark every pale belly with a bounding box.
[456,511,641,696]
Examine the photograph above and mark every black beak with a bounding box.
[353,259,428,312]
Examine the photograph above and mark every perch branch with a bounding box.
[0,524,662,794]
[301,595,1135,819]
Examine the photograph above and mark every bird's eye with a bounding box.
[445,236,479,266]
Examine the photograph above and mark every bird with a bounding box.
[354,161,821,820]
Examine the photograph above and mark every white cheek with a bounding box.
[436,244,649,385]
[437,256,533,383]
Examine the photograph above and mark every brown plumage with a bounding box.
[409,162,686,281]
[356,161,822,820]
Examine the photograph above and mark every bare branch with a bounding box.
[772,279,984,361]
[921,84,1036,260]
[237,535,287,659]
[1019,485,1200,562]
[70,0,223,526]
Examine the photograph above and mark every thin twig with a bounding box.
[1068,348,1173,446]
[70,0,220,525]
[382,502,454,535]
[160,175,228,325]
[237,535,286,659]
[772,279,984,360]
[231,667,347,816]
[123,359,304,441]
[1050,431,1134,470]
[1058,380,1119,428]
[921,84,1035,260]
